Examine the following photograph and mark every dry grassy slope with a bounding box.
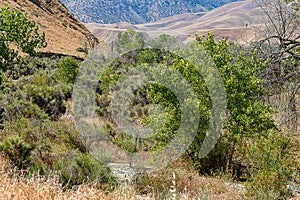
[0,0,100,58]
[87,0,263,44]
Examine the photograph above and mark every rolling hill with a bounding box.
[60,0,242,24]
[0,0,99,58]
[86,0,265,44]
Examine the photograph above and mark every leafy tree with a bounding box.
[99,32,277,167]
[56,56,80,84]
[95,31,297,197]
[0,6,46,129]
[0,6,46,73]
[149,34,179,50]
[116,28,145,53]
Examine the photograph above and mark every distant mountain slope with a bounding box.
[86,0,263,44]
[0,0,99,58]
[61,0,242,24]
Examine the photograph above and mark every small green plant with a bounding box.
[0,136,33,170]
[245,130,298,199]
[56,57,80,84]
[55,152,118,189]
[76,47,88,54]
[132,170,181,199]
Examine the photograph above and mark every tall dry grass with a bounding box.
[0,156,248,200]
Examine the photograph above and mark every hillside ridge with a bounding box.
[86,0,263,44]
[61,0,242,24]
[0,0,100,58]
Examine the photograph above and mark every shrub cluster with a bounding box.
[94,29,299,199]
[0,56,118,189]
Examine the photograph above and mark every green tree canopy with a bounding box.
[0,6,46,129]
[0,6,46,72]
[116,28,145,53]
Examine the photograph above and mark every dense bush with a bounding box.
[0,136,33,170]
[56,57,80,84]
[0,116,91,173]
[0,47,117,188]
[6,56,58,79]
[245,130,299,198]
[2,67,71,120]
[55,152,118,189]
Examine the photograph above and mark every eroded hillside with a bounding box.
[0,0,99,58]
[61,0,242,24]
[86,1,263,44]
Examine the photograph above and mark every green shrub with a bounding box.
[0,136,33,170]
[0,116,87,175]
[56,57,80,84]
[55,152,118,188]
[3,97,48,122]
[2,70,71,120]
[245,130,298,199]
[133,170,173,198]
[6,56,59,79]
[0,117,53,172]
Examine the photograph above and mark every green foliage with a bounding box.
[245,130,298,198]
[0,7,117,189]
[99,32,275,155]
[96,32,298,198]
[116,28,145,53]
[2,68,71,120]
[0,6,46,72]
[0,117,51,172]
[55,152,118,188]
[0,6,46,132]
[188,33,275,168]
[285,0,300,12]
[6,56,58,80]
[0,114,88,173]
[0,136,33,170]
[0,54,94,183]
[56,57,80,84]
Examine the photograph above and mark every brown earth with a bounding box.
[0,0,100,58]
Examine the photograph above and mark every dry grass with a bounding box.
[86,1,262,44]
[0,156,247,200]
[0,0,99,58]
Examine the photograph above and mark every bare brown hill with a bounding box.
[86,0,264,44]
[0,0,99,58]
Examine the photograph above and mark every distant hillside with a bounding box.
[86,0,264,44]
[60,0,242,24]
[0,0,99,58]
